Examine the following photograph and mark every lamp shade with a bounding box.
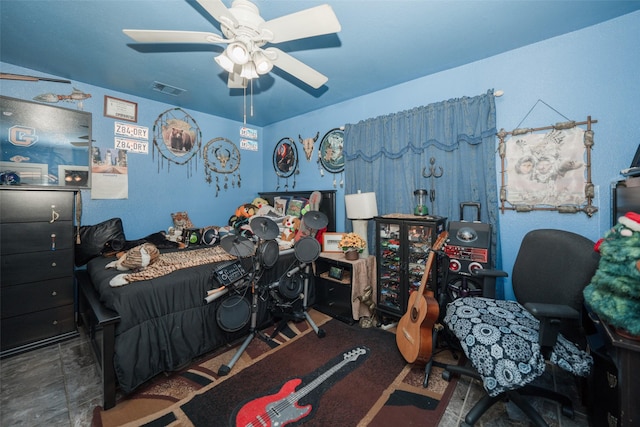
[345,192,378,219]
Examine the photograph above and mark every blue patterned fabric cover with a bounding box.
[444,297,593,397]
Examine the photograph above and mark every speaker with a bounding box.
[444,221,491,301]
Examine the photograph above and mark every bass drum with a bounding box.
[257,239,279,269]
[216,294,251,332]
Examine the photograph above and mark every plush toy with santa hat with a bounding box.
[583,211,640,338]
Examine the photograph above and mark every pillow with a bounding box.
[273,197,288,216]
[286,198,308,217]
[75,218,126,266]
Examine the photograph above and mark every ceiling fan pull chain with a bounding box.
[243,85,247,125]
[250,79,254,117]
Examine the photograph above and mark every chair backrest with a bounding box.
[512,229,600,313]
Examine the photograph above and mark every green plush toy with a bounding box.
[584,211,640,337]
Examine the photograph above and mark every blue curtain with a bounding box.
[343,89,500,268]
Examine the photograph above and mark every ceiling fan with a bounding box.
[123,0,341,89]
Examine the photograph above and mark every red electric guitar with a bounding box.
[233,347,367,427]
[395,231,448,364]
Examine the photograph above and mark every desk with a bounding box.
[313,253,376,322]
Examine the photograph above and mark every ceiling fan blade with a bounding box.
[265,47,327,89]
[195,0,238,28]
[228,73,247,89]
[123,29,226,44]
[260,4,341,44]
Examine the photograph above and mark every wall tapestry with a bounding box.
[203,137,241,197]
[152,107,201,177]
[273,137,298,190]
[497,116,597,216]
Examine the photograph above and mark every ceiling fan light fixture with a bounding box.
[240,62,258,79]
[215,52,235,73]
[253,51,272,75]
[227,42,250,64]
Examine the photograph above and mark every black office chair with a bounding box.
[442,229,600,427]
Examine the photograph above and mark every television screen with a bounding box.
[0,95,91,188]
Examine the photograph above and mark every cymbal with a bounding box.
[302,211,328,230]
[250,217,279,240]
[220,234,255,258]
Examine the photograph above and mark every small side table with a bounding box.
[313,253,377,322]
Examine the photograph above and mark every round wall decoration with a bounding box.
[152,107,201,176]
[203,137,241,196]
[318,128,345,174]
[273,137,299,190]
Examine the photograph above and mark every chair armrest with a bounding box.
[525,302,579,320]
[525,302,579,349]
[471,269,508,298]
[472,269,509,279]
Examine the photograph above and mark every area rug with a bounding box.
[92,310,459,427]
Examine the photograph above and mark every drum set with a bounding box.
[214,211,328,376]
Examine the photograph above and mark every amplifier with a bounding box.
[211,260,247,287]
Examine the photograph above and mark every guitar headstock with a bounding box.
[432,231,449,251]
[344,347,368,362]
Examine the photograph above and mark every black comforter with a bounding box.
[86,248,296,394]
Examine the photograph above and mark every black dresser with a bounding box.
[1,188,78,357]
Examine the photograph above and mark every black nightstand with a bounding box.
[313,253,376,325]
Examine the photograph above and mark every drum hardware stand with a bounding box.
[218,219,281,376]
[218,274,273,376]
[269,261,326,339]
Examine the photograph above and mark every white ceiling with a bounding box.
[1,0,639,126]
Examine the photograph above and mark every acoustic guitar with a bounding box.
[396,231,448,364]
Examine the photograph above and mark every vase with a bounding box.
[344,249,359,260]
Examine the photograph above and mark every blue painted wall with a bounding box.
[2,11,638,298]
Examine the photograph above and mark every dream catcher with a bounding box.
[203,137,241,197]
[152,108,201,177]
[273,137,299,190]
[317,128,345,188]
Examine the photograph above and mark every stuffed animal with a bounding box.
[252,197,270,210]
[105,242,160,271]
[583,211,640,338]
[281,215,300,242]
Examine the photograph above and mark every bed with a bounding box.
[77,190,336,410]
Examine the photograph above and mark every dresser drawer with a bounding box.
[0,304,75,351]
[1,277,74,318]
[0,190,74,223]
[1,249,74,286]
[1,221,73,255]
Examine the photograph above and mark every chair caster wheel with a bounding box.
[442,370,452,381]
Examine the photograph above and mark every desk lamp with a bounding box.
[345,191,378,258]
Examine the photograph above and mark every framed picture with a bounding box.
[322,232,345,252]
[104,95,138,122]
[328,266,344,280]
[0,95,92,188]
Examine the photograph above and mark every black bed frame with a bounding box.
[77,270,120,409]
[77,190,337,410]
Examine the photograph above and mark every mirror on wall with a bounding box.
[1,95,92,188]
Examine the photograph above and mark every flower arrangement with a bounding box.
[338,232,367,253]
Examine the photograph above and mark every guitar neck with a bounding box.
[287,350,364,403]
[412,231,448,304]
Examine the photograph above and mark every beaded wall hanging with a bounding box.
[203,137,241,197]
[151,107,201,177]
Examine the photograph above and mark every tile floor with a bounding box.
[0,331,590,427]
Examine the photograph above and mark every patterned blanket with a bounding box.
[109,246,236,287]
